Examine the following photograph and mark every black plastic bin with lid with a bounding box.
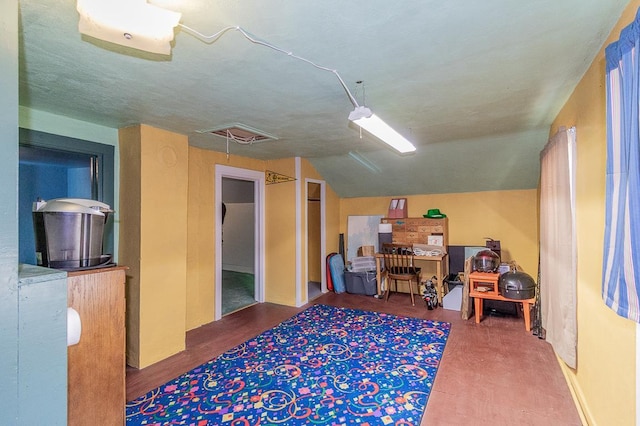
[344,270,377,295]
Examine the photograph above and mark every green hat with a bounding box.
[424,208,446,218]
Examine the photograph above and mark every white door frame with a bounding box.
[214,165,265,320]
[305,178,327,304]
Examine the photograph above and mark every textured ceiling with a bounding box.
[18,0,630,197]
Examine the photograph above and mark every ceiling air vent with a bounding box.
[197,123,278,144]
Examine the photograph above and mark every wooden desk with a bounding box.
[375,252,448,305]
[468,271,535,331]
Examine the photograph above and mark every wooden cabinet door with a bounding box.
[67,267,126,426]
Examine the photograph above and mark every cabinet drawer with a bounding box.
[406,232,421,242]
[392,232,407,243]
[391,223,405,232]
[416,225,444,233]
[422,218,445,226]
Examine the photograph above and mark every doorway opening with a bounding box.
[215,166,265,320]
[221,177,255,315]
[306,179,326,302]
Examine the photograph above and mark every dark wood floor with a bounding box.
[126,291,582,425]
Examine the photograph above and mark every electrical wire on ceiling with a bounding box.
[178,24,416,154]
[353,80,366,107]
[178,24,361,109]
[352,81,366,139]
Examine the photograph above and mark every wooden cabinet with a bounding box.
[67,266,126,426]
[381,217,449,248]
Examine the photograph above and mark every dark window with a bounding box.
[18,128,115,264]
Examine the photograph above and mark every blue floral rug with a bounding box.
[126,304,450,425]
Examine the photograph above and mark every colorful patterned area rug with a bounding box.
[126,304,450,425]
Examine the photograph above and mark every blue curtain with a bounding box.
[603,9,640,322]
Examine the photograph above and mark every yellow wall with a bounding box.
[264,158,298,305]
[340,190,539,275]
[186,154,340,323]
[118,129,538,379]
[185,153,340,327]
[186,148,267,329]
[119,124,189,368]
[550,2,638,424]
[118,125,141,366]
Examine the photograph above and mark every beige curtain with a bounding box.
[540,127,577,368]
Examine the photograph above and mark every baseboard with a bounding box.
[556,353,592,425]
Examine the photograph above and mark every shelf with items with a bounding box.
[381,217,449,249]
[468,271,535,331]
[468,271,500,295]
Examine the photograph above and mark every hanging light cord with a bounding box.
[178,24,360,108]
[225,129,257,159]
[224,129,257,145]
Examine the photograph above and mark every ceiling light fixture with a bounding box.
[76,0,181,55]
[74,2,416,153]
[348,106,416,154]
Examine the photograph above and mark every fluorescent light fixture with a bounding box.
[348,106,416,154]
[77,0,181,55]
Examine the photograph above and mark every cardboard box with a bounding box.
[357,245,375,256]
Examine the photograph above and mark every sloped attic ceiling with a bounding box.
[18,0,630,197]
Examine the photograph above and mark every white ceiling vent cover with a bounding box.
[197,123,279,144]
